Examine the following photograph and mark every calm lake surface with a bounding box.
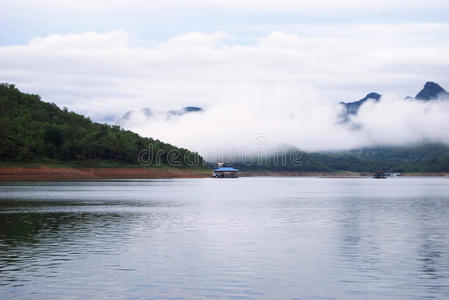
[1,177,449,299]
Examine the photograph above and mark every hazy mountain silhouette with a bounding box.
[339,81,448,121]
[415,82,449,101]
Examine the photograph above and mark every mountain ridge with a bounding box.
[340,81,448,118]
[118,106,203,124]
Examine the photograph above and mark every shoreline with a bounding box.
[1,167,448,181]
[240,171,449,177]
[239,171,362,177]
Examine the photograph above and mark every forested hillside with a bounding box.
[229,144,449,173]
[0,83,203,167]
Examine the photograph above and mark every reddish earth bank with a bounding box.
[0,167,208,181]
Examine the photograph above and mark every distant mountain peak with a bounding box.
[336,82,449,124]
[119,108,152,122]
[415,81,449,100]
[169,106,203,116]
[141,108,153,117]
[183,106,203,112]
[339,92,382,117]
[118,106,203,124]
[365,92,381,99]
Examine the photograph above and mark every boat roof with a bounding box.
[213,167,240,172]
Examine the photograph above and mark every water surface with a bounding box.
[1,177,449,299]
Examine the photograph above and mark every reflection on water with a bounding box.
[1,178,449,299]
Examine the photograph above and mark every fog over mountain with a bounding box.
[118,106,203,125]
[339,81,449,121]
[118,82,449,154]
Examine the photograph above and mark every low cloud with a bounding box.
[120,93,449,154]
[349,96,449,147]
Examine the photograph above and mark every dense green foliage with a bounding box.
[0,83,203,167]
[329,144,449,172]
[229,144,449,173]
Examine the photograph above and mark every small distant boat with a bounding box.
[373,171,386,179]
[212,167,240,178]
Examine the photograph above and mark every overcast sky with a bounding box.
[1,0,449,153]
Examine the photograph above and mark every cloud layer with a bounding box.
[1,29,449,154]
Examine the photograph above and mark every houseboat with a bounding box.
[212,167,240,178]
[373,171,386,179]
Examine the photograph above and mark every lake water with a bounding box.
[1,177,449,299]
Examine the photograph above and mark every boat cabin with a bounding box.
[212,167,240,178]
[373,171,386,179]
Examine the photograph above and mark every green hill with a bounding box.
[310,144,449,172]
[227,144,449,173]
[0,83,204,168]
